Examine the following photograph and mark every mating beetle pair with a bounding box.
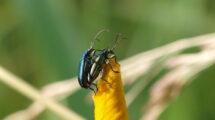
[78,29,121,92]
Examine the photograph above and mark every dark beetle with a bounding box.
[78,30,122,92]
[78,29,109,90]
[89,35,121,85]
[78,49,96,88]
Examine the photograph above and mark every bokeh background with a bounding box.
[1,0,215,120]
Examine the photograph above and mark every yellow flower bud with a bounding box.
[93,59,129,120]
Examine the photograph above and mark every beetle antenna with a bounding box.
[111,33,125,51]
[90,29,109,49]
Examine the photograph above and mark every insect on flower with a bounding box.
[78,29,122,92]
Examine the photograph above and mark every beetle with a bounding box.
[88,34,122,87]
[78,29,123,92]
[78,29,109,91]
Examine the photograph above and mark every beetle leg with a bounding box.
[108,62,120,73]
[109,54,118,63]
[105,59,119,73]
[89,87,96,94]
[92,83,98,91]
[101,78,112,88]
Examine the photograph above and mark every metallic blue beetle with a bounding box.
[78,49,96,89]
[78,29,108,91]
[78,30,121,92]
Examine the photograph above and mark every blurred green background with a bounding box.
[1,0,215,120]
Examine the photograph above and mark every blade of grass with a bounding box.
[0,66,85,120]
